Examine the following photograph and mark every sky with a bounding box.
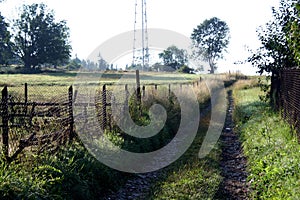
[0,0,280,75]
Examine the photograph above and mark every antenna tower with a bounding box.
[132,0,149,71]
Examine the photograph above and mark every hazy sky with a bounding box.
[0,0,279,74]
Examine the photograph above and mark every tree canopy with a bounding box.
[191,17,230,74]
[158,45,188,70]
[13,3,71,69]
[0,13,14,65]
[248,0,298,75]
[288,2,300,64]
[247,0,299,109]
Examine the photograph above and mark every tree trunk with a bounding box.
[270,71,281,110]
[209,59,215,74]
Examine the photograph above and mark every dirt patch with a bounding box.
[214,90,250,199]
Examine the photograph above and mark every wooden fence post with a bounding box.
[102,85,107,130]
[2,86,9,161]
[24,83,28,104]
[168,84,171,97]
[136,70,141,106]
[142,85,145,98]
[24,83,28,117]
[68,86,74,141]
[125,84,129,104]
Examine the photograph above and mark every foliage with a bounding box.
[149,96,221,199]
[248,0,298,74]
[0,142,128,199]
[233,85,300,199]
[177,65,194,74]
[288,2,300,64]
[66,55,81,71]
[247,0,299,109]
[13,3,71,69]
[158,45,188,70]
[191,17,230,74]
[0,72,211,199]
[0,13,14,66]
[98,53,109,70]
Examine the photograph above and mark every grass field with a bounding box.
[0,71,203,102]
[0,71,201,86]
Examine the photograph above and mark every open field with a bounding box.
[0,71,204,102]
[0,71,201,86]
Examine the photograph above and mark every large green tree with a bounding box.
[0,13,14,65]
[13,3,71,69]
[248,0,298,108]
[191,17,230,74]
[158,45,188,70]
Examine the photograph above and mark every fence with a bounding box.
[279,69,300,136]
[0,70,205,162]
[0,84,74,162]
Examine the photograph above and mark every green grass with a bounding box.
[146,95,222,199]
[148,118,222,199]
[0,71,200,87]
[0,71,201,101]
[0,142,129,199]
[233,85,300,199]
[0,72,231,199]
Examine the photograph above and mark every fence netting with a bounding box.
[0,84,71,161]
[1,78,208,162]
[280,69,300,136]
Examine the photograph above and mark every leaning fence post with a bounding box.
[2,86,9,161]
[68,86,74,141]
[102,85,107,130]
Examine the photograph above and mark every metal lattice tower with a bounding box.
[132,0,149,71]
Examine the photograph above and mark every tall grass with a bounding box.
[0,73,229,199]
[145,78,231,199]
[233,83,300,199]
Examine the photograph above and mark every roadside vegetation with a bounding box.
[0,72,226,199]
[148,113,222,199]
[233,80,300,199]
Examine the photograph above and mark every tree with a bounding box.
[247,0,298,108]
[158,45,188,70]
[288,2,300,64]
[191,17,230,74]
[177,65,194,74]
[98,53,108,70]
[13,3,71,69]
[0,13,14,65]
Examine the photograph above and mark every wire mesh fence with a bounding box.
[0,84,73,162]
[280,69,300,137]
[0,71,211,163]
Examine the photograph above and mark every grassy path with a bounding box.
[215,90,249,199]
